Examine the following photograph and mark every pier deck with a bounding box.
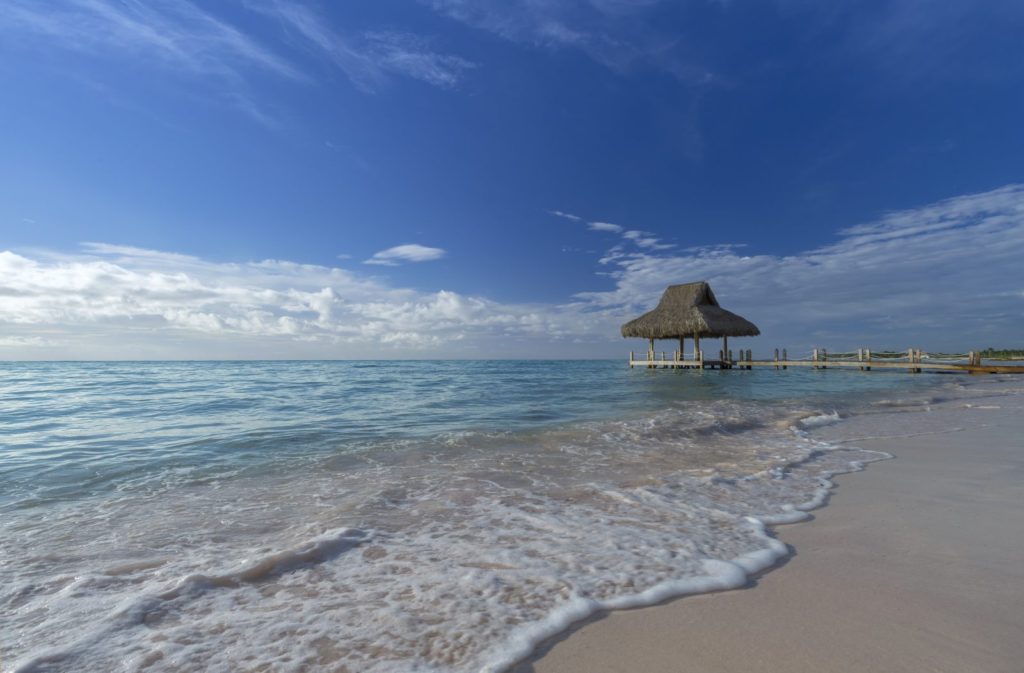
[629,350,1024,375]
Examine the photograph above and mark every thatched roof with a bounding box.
[621,281,760,339]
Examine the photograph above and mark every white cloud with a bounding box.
[548,209,583,222]
[364,244,447,266]
[0,336,58,348]
[0,245,582,358]
[1,185,1022,358]
[579,184,1024,349]
[620,229,674,249]
[575,218,672,249]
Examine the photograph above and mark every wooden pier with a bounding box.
[629,348,1024,375]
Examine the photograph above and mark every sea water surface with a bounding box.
[1,361,1018,673]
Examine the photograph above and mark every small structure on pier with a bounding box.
[621,281,759,364]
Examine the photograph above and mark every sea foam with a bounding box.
[3,363,1018,673]
[4,405,888,673]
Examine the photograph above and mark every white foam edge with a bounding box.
[762,448,893,524]
[11,527,370,673]
[483,519,787,673]
[14,442,894,673]
[796,410,841,429]
[484,443,894,673]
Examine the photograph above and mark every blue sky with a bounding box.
[1,0,1023,358]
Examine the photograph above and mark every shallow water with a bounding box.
[1,361,1018,672]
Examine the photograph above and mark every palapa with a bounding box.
[621,281,759,339]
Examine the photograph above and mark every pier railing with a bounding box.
[629,347,1022,374]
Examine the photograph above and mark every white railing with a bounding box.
[630,346,988,369]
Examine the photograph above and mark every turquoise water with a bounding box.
[0,361,944,507]
[0,361,980,673]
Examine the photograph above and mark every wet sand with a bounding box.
[519,407,1024,673]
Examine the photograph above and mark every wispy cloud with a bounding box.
[620,229,674,250]
[548,210,583,222]
[3,0,304,80]
[364,244,447,266]
[363,31,475,89]
[1,0,475,125]
[1,0,304,123]
[253,2,474,92]
[428,0,716,84]
[557,211,672,249]
[579,184,1024,348]
[587,221,623,233]
[249,0,386,91]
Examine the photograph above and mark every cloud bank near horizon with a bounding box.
[2,185,1022,359]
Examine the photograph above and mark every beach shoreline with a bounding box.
[5,365,1021,673]
[518,400,1024,673]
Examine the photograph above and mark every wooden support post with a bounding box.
[746,349,753,369]
[629,351,634,368]
[864,348,871,371]
[722,336,729,366]
[908,347,916,373]
[782,348,788,369]
[812,348,819,369]
[679,337,685,364]
[774,348,779,370]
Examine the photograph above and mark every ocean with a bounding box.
[1,361,1017,673]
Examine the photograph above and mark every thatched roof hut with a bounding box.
[621,281,759,340]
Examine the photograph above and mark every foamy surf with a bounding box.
[2,362,1018,673]
[797,410,841,428]
[4,414,889,672]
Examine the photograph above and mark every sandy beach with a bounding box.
[519,404,1024,673]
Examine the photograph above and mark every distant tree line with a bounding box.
[980,348,1024,360]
